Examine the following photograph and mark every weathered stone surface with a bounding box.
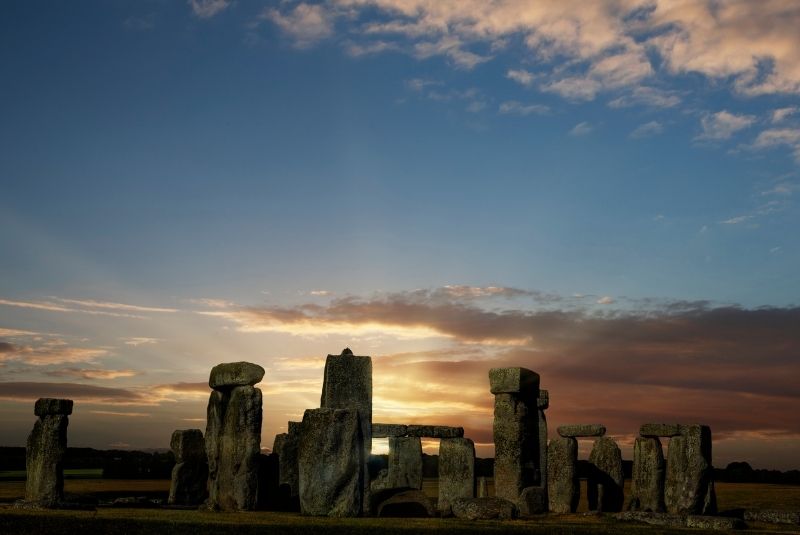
[169,429,208,506]
[547,436,578,513]
[208,362,265,389]
[372,423,408,438]
[489,367,540,396]
[537,389,549,410]
[587,437,624,512]
[557,424,606,437]
[452,497,517,520]
[405,425,463,438]
[298,408,365,517]
[518,486,547,515]
[34,398,73,417]
[744,509,800,525]
[438,438,475,515]
[205,384,262,511]
[627,437,665,512]
[537,403,548,493]
[25,406,69,507]
[388,437,422,489]
[273,422,301,497]
[477,477,488,498]
[376,489,435,518]
[491,367,543,504]
[613,511,687,528]
[320,348,372,514]
[639,423,681,438]
[686,515,745,530]
[664,424,716,515]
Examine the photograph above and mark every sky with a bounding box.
[1,0,799,470]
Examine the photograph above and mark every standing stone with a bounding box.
[273,421,301,497]
[477,477,488,498]
[587,437,624,512]
[205,362,264,511]
[489,368,541,503]
[547,436,578,513]
[25,398,72,507]
[169,429,208,505]
[298,408,364,517]
[320,348,372,514]
[627,437,665,512]
[387,436,423,489]
[518,486,548,515]
[664,424,716,515]
[537,390,549,497]
[438,437,475,515]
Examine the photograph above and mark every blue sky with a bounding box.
[1,1,799,468]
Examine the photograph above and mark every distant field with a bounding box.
[0,469,103,481]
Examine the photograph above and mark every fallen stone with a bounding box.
[26,399,71,508]
[208,362,264,389]
[686,515,745,530]
[34,398,73,417]
[627,437,665,512]
[518,486,547,515]
[376,489,435,518]
[298,408,365,517]
[372,423,408,438]
[613,511,687,528]
[452,497,517,520]
[547,436,578,513]
[639,423,681,437]
[664,424,716,515]
[438,437,475,515]
[489,367,540,397]
[405,425,463,438]
[744,509,800,525]
[205,384,262,511]
[587,437,624,512]
[168,429,208,506]
[557,424,605,437]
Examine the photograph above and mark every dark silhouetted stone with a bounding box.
[208,362,265,389]
[169,429,208,506]
[273,421,301,498]
[205,383,262,511]
[372,423,408,438]
[490,367,542,504]
[518,486,547,515]
[664,424,716,515]
[376,489,435,518]
[298,408,364,517]
[639,423,681,437]
[405,425,463,438]
[438,438,475,515]
[547,436,578,513]
[477,477,488,498]
[25,399,71,507]
[34,398,73,417]
[452,497,517,520]
[627,437,665,512]
[587,436,624,512]
[557,424,606,437]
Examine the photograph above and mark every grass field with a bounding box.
[2,479,799,534]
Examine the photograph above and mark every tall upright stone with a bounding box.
[489,367,542,504]
[298,408,365,517]
[438,437,475,515]
[169,429,208,505]
[587,436,624,512]
[627,437,665,512]
[25,398,72,507]
[547,436,578,513]
[382,436,423,490]
[665,424,716,515]
[205,362,264,511]
[273,421,301,497]
[536,390,549,493]
[320,347,372,513]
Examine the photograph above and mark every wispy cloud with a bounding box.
[52,298,178,314]
[750,128,800,162]
[188,0,230,19]
[265,3,335,48]
[506,68,535,87]
[630,120,664,139]
[498,100,549,116]
[121,337,161,347]
[568,121,593,137]
[696,111,756,141]
[45,368,138,380]
[0,339,109,366]
[772,107,798,123]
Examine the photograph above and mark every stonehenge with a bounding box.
[437,437,476,515]
[205,361,264,511]
[168,429,208,506]
[547,436,579,513]
[24,398,72,507]
[273,420,301,497]
[587,436,624,512]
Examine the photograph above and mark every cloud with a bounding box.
[696,111,756,141]
[607,86,681,108]
[121,337,161,347]
[0,328,40,337]
[413,36,491,70]
[0,297,167,319]
[772,107,799,123]
[596,295,615,305]
[750,128,800,162]
[506,69,535,87]
[188,0,230,19]
[405,78,442,92]
[498,101,550,116]
[568,121,593,136]
[0,339,109,366]
[266,3,335,48]
[52,298,178,314]
[630,120,664,139]
[90,410,151,417]
[44,368,138,380]
[0,382,150,405]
